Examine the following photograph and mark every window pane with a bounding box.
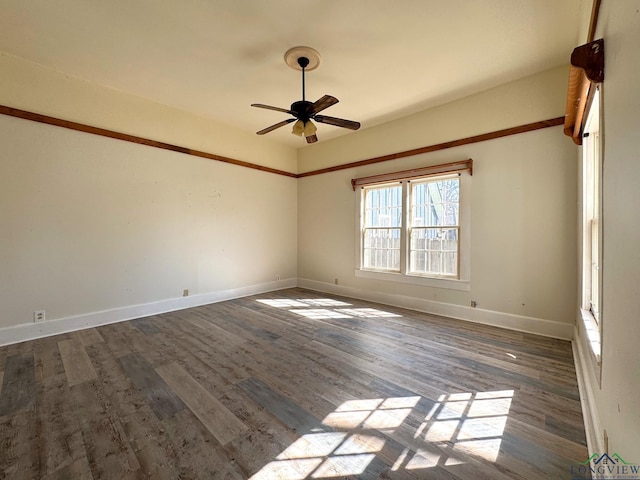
[363,184,402,272]
[364,184,402,228]
[409,227,458,276]
[363,228,401,271]
[411,179,459,226]
[583,87,601,325]
[409,177,459,277]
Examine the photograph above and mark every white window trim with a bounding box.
[580,85,602,365]
[580,308,602,366]
[355,172,471,291]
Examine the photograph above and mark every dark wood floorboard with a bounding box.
[0,288,590,479]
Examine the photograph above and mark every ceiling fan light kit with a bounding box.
[251,46,360,144]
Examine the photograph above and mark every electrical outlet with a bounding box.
[183,289,189,297]
[334,278,339,285]
[276,275,281,281]
[470,301,477,308]
[34,310,45,322]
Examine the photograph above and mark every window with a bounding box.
[409,177,459,277]
[583,87,601,321]
[362,183,402,271]
[355,162,471,290]
[581,86,602,363]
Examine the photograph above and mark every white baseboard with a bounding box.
[298,278,574,340]
[572,324,604,455]
[0,277,574,345]
[0,278,297,346]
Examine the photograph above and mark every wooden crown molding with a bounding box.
[0,105,297,178]
[300,117,564,178]
[0,104,563,180]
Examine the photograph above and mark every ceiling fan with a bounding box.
[251,47,361,144]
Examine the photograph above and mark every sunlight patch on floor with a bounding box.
[257,299,312,308]
[250,297,515,478]
[289,309,353,320]
[257,298,352,308]
[256,298,403,320]
[416,390,514,463]
[335,308,401,318]
[249,389,514,478]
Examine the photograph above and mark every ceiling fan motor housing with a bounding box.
[291,100,313,122]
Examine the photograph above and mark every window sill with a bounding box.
[355,269,471,291]
[580,308,602,366]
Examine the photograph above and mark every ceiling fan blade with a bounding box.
[308,95,339,115]
[251,103,293,115]
[314,115,361,130]
[256,118,296,135]
[305,134,318,144]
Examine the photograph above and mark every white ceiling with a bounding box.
[0,0,582,148]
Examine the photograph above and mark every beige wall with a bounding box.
[298,66,569,173]
[0,54,298,331]
[298,123,577,334]
[0,114,298,329]
[574,0,640,459]
[298,68,578,336]
[0,52,297,174]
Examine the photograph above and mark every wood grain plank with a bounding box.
[42,452,94,480]
[0,408,40,479]
[36,374,87,476]
[0,352,36,416]
[73,328,105,347]
[131,317,160,335]
[33,336,66,382]
[0,288,589,479]
[161,409,245,479]
[70,382,141,479]
[120,406,180,479]
[218,385,299,478]
[156,362,247,445]
[99,323,135,358]
[238,377,323,434]
[118,353,185,420]
[58,339,98,387]
[184,312,246,347]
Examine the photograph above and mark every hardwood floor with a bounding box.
[0,288,589,479]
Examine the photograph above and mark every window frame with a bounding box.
[361,181,403,273]
[355,164,471,291]
[407,175,461,278]
[580,85,603,365]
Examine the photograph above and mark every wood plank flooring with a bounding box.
[0,288,590,479]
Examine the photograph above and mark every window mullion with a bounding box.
[400,181,408,275]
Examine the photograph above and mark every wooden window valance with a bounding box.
[351,159,472,191]
[564,38,604,145]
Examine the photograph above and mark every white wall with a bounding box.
[574,0,640,458]
[298,66,569,173]
[298,68,578,338]
[0,52,297,173]
[0,114,298,331]
[0,53,298,337]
